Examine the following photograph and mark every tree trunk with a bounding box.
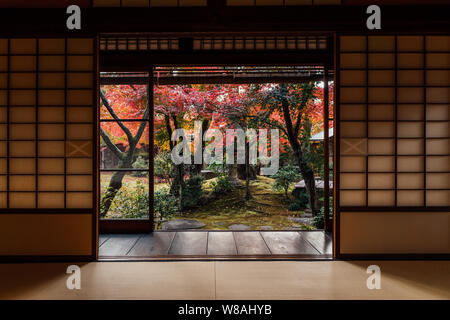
[279,84,318,215]
[176,164,184,211]
[100,90,149,217]
[170,114,186,211]
[245,141,251,200]
[237,164,257,180]
[101,169,127,217]
[296,156,318,214]
[193,119,210,175]
[288,135,318,215]
[170,164,184,196]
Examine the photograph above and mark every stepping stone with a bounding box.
[228,224,250,230]
[302,209,314,217]
[259,226,274,230]
[161,219,206,230]
[229,178,243,187]
[289,217,314,225]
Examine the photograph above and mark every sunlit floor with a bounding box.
[99,231,332,259]
[1,261,449,300]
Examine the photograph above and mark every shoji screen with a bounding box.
[0,38,97,258]
[337,35,450,256]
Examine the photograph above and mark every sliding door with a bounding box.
[0,37,98,259]
[336,35,450,257]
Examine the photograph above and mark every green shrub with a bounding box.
[154,187,178,228]
[313,197,333,229]
[289,189,309,211]
[206,160,229,176]
[181,175,204,208]
[288,191,309,211]
[272,165,301,199]
[288,201,302,211]
[131,156,149,177]
[154,151,175,184]
[207,161,233,194]
[106,180,149,219]
[211,173,233,195]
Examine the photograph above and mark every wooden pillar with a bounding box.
[323,65,330,232]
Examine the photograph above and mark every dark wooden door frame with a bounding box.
[99,71,154,234]
[98,42,336,261]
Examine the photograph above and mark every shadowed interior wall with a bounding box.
[340,211,450,254]
[337,35,450,255]
[0,38,97,257]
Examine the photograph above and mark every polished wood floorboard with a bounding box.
[260,231,319,255]
[207,232,237,255]
[168,232,208,255]
[99,234,110,247]
[300,231,333,254]
[127,232,176,256]
[99,234,141,256]
[233,232,271,255]
[99,231,332,258]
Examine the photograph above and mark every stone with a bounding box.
[288,217,314,225]
[161,219,206,230]
[259,226,274,230]
[230,178,243,187]
[228,224,250,230]
[200,170,217,180]
[294,178,333,190]
[286,226,303,230]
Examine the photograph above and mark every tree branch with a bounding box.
[133,106,150,147]
[293,111,302,138]
[279,86,296,145]
[100,90,134,143]
[165,115,174,150]
[294,84,314,137]
[172,114,180,129]
[100,127,124,161]
[257,117,288,136]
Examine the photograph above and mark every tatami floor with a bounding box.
[0,261,449,300]
[99,231,332,259]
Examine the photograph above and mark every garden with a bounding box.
[100,78,333,230]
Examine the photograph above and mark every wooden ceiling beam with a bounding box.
[101,74,333,85]
[0,5,448,35]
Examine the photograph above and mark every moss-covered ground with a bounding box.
[102,173,315,230]
[168,176,314,230]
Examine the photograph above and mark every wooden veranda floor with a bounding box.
[99,230,333,260]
